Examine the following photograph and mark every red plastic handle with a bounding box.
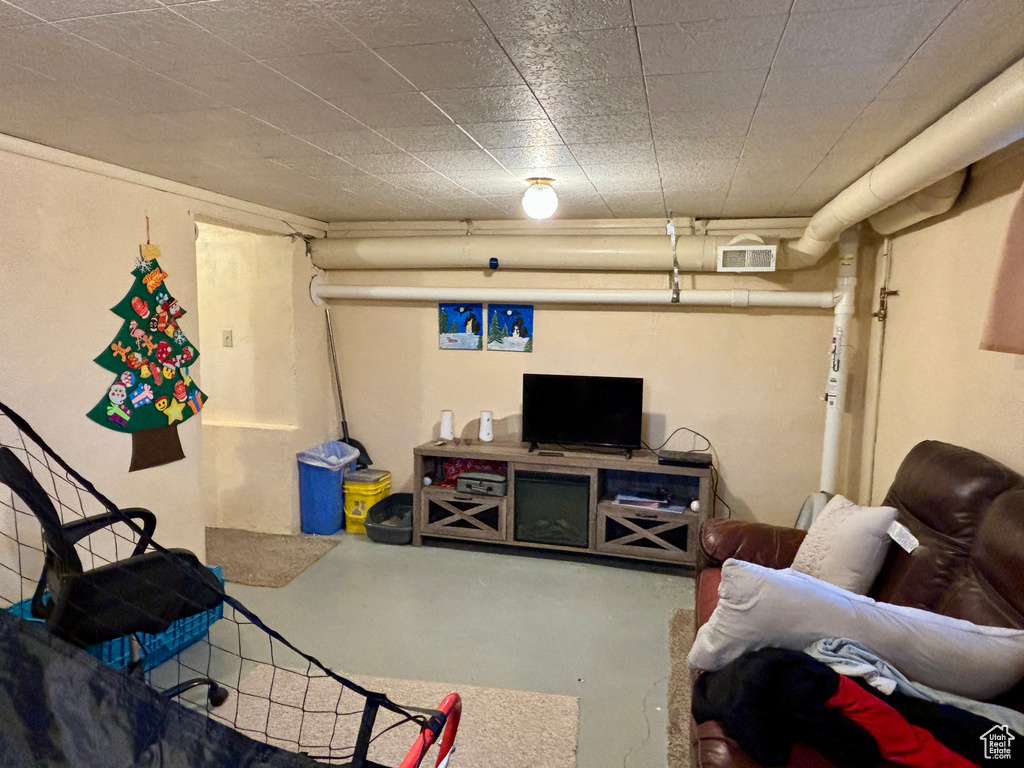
[398,693,462,768]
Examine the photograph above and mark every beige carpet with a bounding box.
[667,609,695,768]
[212,664,578,767]
[205,528,339,588]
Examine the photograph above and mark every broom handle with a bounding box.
[325,308,350,443]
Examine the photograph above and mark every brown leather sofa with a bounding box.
[691,440,1024,767]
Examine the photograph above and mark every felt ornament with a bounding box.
[163,398,186,425]
[87,250,207,471]
[131,296,150,319]
[142,267,168,294]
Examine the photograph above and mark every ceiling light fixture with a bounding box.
[522,177,558,219]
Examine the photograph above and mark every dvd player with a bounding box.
[657,450,712,468]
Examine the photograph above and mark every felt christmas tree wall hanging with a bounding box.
[87,243,208,471]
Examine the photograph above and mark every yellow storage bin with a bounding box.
[343,469,392,534]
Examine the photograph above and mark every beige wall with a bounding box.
[870,142,1024,499]
[0,149,208,557]
[197,225,336,534]
[324,259,870,527]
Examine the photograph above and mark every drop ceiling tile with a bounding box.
[746,103,863,141]
[425,86,547,123]
[165,61,308,107]
[646,70,766,113]
[533,78,648,119]
[376,38,523,90]
[0,79,125,130]
[8,0,159,21]
[413,149,504,172]
[59,9,251,72]
[662,187,728,216]
[638,16,788,76]
[659,157,738,187]
[632,0,792,26]
[472,0,633,36]
[160,107,284,139]
[650,109,754,142]
[265,51,415,99]
[876,53,1016,110]
[460,120,564,149]
[912,0,1024,61]
[75,69,216,114]
[795,0,953,8]
[505,166,593,186]
[269,154,362,178]
[371,172,481,197]
[720,196,785,217]
[585,162,661,184]
[327,92,451,128]
[488,144,578,169]
[345,152,430,174]
[320,0,488,48]
[774,2,956,68]
[242,99,363,134]
[378,124,481,153]
[442,172,533,196]
[0,24,132,82]
[175,0,361,59]
[840,98,937,147]
[298,128,401,155]
[569,141,658,165]
[553,113,653,144]
[654,134,746,160]
[604,192,667,218]
[503,27,643,86]
[760,62,900,105]
[0,63,52,89]
[0,4,41,27]
[242,133,336,159]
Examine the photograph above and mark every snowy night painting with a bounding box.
[487,304,533,352]
[438,303,483,350]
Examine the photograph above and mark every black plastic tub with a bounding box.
[364,493,413,545]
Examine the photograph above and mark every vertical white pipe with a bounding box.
[820,230,860,493]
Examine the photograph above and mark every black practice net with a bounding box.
[0,400,458,768]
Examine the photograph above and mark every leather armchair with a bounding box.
[690,440,1024,767]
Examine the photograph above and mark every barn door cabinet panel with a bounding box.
[413,442,711,566]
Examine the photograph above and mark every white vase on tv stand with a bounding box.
[479,411,493,442]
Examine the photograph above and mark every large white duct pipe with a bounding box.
[310,234,740,272]
[788,58,1024,267]
[867,169,967,235]
[819,231,859,493]
[310,279,838,309]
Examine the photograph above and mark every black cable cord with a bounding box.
[644,424,732,518]
[643,426,712,453]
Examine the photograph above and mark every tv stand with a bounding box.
[413,441,711,566]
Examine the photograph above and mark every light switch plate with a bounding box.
[222,329,233,347]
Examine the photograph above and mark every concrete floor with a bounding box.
[229,535,695,768]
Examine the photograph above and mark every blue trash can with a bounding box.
[297,441,360,535]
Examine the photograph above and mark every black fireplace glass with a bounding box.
[514,471,590,548]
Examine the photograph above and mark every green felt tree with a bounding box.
[487,310,505,345]
[87,244,208,471]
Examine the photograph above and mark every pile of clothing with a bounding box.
[693,644,1023,767]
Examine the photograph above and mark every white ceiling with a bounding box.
[0,0,1021,222]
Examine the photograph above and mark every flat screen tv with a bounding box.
[521,374,643,451]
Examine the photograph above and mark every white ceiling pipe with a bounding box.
[867,169,967,235]
[310,234,737,271]
[310,281,838,309]
[787,58,1024,267]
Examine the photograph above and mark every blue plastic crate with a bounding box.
[7,565,224,671]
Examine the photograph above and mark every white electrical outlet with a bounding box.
[222,330,233,347]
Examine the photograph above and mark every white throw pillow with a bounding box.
[687,559,1024,701]
[790,494,897,594]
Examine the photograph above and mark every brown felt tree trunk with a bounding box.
[129,423,185,471]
